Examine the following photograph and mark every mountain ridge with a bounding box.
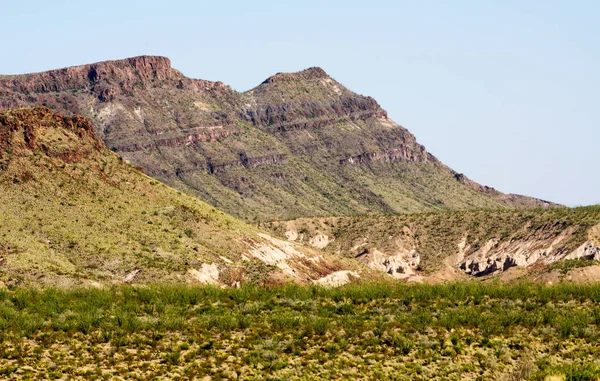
[0,56,556,221]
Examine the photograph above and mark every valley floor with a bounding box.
[1,283,600,380]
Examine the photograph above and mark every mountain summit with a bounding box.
[261,67,330,84]
[0,56,554,221]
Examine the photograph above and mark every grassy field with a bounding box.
[1,283,600,379]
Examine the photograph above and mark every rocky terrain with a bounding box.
[1,60,599,381]
[265,207,600,282]
[0,107,369,287]
[0,56,555,222]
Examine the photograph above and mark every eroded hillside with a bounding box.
[265,208,600,282]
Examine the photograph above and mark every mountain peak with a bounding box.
[261,67,330,84]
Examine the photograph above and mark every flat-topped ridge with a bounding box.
[261,67,330,84]
[0,56,175,94]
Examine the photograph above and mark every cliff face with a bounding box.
[0,56,554,221]
[1,56,173,93]
[1,57,173,110]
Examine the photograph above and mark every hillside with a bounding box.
[0,107,367,287]
[0,56,554,222]
[265,207,600,282]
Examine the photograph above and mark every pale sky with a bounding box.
[1,0,598,206]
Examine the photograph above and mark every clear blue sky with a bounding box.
[2,0,598,206]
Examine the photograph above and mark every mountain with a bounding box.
[0,56,554,222]
[0,107,368,287]
[0,107,595,287]
[265,207,600,282]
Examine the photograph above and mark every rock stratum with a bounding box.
[0,107,369,287]
[0,56,555,221]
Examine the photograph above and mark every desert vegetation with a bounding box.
[1,282,600,379]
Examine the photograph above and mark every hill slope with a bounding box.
[0,107,366,287]
[265,207,600,282]
[0,56,554,222]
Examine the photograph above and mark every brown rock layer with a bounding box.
[0,56,174,95]
[244,97,387,132]
[0,107,102,152]
[113,129,240,152]
[209,153,288,174]
[0,56,231,105]
[340,145,432,165]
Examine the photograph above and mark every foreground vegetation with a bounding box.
[1,283,600,379]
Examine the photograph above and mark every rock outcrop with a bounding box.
[340,146,432,165]
[0,107,103,167]
[1,56,174,96]
[564,241,600,261]
[243,97,387,132]
[313,270,360,287]
[355,248,421,279]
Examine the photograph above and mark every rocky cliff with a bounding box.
[0,56,554,221]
